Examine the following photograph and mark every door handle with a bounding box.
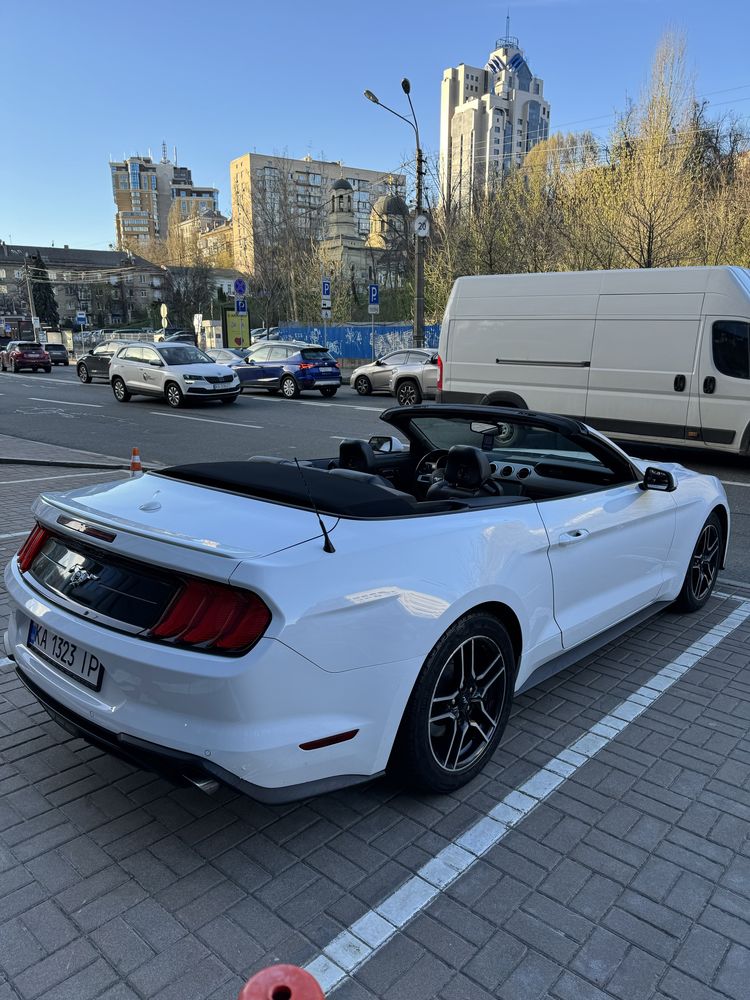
[703,376,716,394]
[558,529,589,545]
[673,374,686,392]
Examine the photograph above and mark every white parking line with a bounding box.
[721,479,750,488]
[149,411,263,429]
[0,531,30,541]
[306,599,750,993]
[0,374,78,386]
[28,397,102,408]
[0,471,127,486]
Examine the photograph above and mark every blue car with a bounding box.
[224,342,342,398]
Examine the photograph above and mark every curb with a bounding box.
[0,458,160,471]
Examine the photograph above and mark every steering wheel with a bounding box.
[414,449,449,491]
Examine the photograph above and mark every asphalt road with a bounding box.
[1,364,749,582]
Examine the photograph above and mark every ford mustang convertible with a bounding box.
[4,406,729,802]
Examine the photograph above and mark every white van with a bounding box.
[437,266,750,455]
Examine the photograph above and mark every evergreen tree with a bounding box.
[29,252,59,327]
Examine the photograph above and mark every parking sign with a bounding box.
[368,283,379,315]
[321,278,331,307]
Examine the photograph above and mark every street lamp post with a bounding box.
[364,80,425,348]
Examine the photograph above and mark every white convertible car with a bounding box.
[4,406,728,802]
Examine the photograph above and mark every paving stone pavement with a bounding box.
[0,457,749,1000]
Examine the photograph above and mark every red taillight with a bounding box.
[17,524,50,572]
[149,578,271,654]
[436,353,444,390]
[297,362,313,370]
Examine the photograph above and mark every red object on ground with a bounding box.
[238,965,325,1000]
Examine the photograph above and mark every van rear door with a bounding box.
[698,317,750,451]
[586,293,702,444]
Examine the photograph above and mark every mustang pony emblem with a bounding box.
[68,567,99,587]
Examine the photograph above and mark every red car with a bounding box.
[0,341,51,373]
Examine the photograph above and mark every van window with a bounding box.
[712,321,750,380]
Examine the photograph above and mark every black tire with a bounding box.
[280,375,300,399]
[77,364,92,384]
[674,511,723,612]
[11,361,19,373]
[220,394,238,404]
[111,376,131,402]
[391,612,515,793]
[64,360,70,366]
[354,375,372,395]
[319,386,338,398]
[165,381,184,408]
[43,366,51,373]
[396,379,422,406]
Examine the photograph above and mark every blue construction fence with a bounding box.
[277,322,441,364]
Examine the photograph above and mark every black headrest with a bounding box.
[339,439,376,472]
[444,446,491,489]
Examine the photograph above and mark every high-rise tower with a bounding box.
[439,29,550,211]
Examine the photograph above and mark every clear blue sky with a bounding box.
[2,0,749,250]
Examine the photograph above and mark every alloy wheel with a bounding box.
[428,635,507,773]
[355,375,371,395]
[689,522,720,602]
[166,383,182,408]
[397,381,420,406]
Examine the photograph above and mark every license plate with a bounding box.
[321,367,336,373]
[27,621,104,691]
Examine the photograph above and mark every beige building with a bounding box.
[111,145,218,249]
[230,152,405,272]
[440,30,550,211]
[176,210,234,266]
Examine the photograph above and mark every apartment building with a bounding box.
[0,243,164,326]
[440,29,551,211]
[110,145,218,248]
[230,152,405,272]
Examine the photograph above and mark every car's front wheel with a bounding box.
[354,375,372,395]
[391,611,515,793]
[280,375,300,399]
[319,386,338,398]
[674,511,723,612]
[11,360,19,373]
[111,376,131,402]
[165,381,184,408]
[77,364,91,384]
[396,379,422,406]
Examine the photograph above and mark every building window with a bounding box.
[0,269,5,279]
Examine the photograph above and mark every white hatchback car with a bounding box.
[4,405,729,802]
[109,342,240,407]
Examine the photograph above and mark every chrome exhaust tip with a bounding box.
[184,774,220,794]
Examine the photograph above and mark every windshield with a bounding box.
[158,345,212,366]
[407,415,609,469]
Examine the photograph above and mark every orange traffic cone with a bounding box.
[130,447,143,477]
[239,965,324,1000]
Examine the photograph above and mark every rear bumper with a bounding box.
[297,377,342,389]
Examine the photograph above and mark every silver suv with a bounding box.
[350,348,435,396]
[109,342,240,408]
[388,352,439,405]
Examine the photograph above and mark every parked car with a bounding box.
[109,342,240,407]
[76,341,128,383]
[240,343,341,397]
[439,265,750,456]
[250,327,281,342]
[207,348,251,368]
[43,343,70,366]
[350,348,435,396]
[162,331,197,345]
[389,352,439,405]
[0,341,51,373]
[4,404,728,801]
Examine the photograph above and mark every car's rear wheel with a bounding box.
[674,511,722,612]
[354,375,372,395]
[43,366,51,373]
[319,386,338,398]
[391,612,515,792]
[396,379,422,406]
[11,360,18,373]
[165,381,184,408]
[281,375,300,399]
[77,364,91,384]
[64,360,70,366]
[111,376,131,402]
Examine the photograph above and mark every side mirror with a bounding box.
[87,348,94,355]
[369,435,406,454]
[641,466,676,492]
[150,359,163,367]
[375,358,384,366]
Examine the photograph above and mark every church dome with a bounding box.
[372,193,409,216]
[332,178,353,191]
